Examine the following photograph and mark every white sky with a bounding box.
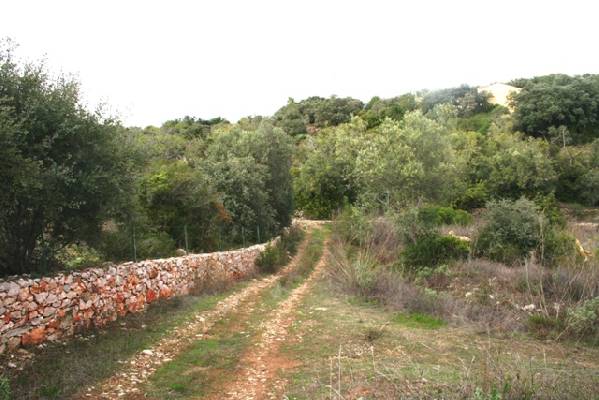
[1,0,598,127]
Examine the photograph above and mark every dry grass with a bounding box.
[282,280,599,400]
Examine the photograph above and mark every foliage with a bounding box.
[555,139,599,206]
[393,312,446,329]
[470,132,557,199]
[420,85,493,117]
[454,182,489,210]
[274,96,364,135]
[0,376,10,400]
[334,206,371,245]
[55,243,102,271]
[204,121,294,243]
[294,111,462,217]
[359,94,417,128]
[565,297,599,337]
[0,42,295,275]
[474,199,542,264]
[417,206,472,226]
[401,234,470,269]
[293,119,362,218]
[255,225,304,274]
[0,42,129,275]
[160,116,227,139]
[511,74,599,143]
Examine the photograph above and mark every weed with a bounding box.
[0,376,10,400]
[256,225,305,273]
[393,312,446,329]
[363,326,385,342]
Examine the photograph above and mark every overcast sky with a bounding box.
[1,0,598,127]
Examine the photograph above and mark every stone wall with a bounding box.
[0,243,266,354]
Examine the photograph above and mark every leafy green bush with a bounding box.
[454,182,489,210]
[401,234,469,269]
[255,226,304,274]
[566,297,599,337]
[418,206,472,226]
[540,228,579,267]
[55,243,102,270]
[255,243,285,274]
[0,376,10,400]
[474,198,541,264]
[474,198,578,265]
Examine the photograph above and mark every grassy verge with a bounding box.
[1,283,250,400]
[281,280,599,399]
[143,227,328,399]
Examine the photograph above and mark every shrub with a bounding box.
[255,225,304,274]
[566,297,599,337]
[55,243,102,270]
[418,206,472,226]
[474,198,541,264]
[540,228,579,267]
[255,243,285,274]
[401,234,470,269]
[334,206,371,245]
[394,207,435,245]
[328,246,378,297]
[454,182,489,210]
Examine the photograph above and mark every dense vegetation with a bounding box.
[1,40,598,278]
[0,44,293,276]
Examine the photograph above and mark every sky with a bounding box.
[1,0,598,127]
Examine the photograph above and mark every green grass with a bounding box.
[280,226,327,288]
[392,312,446,329]
[2,283,247,400]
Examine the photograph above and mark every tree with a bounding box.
[360,94,417,128]
[420,85,492,117]
[511,74,599,143]
[0,44,128,274]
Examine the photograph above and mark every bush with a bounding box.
[327,243,378,297]
[418,206,472,226]
[255,225,304,274]
[474,198,541,264]
[55,243,102,270]
[454,182,489,210]
[474,198,578,265]
[566,297,599,337]
[334,206,371,245]
[401,234,470,269]
[541,229,579,267]
[255,243,285,274]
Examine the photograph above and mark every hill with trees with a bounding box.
[1,40,598,277]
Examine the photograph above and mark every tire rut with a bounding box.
[73,232,313,400]
[205,240,329,400]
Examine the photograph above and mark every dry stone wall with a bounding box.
[0,243,267,354]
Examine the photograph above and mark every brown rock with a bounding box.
[21,326,46,346]
[43,307,56,317]
[34,292,48,304]
[146,289,157,303]
[18,288,30,301]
